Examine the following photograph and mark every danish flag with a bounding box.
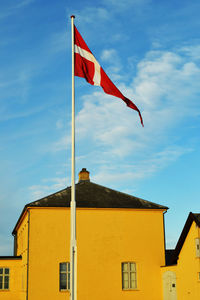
[74,26,143,126]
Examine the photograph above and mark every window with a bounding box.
[59,262,70,291]
[122,262,137,290]
[0,268,9,290]
[198,272,200,281]
[195,238,200,257]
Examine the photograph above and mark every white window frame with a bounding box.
[122,262,137,290]
[59,262,70,291]
[0,268,10,290]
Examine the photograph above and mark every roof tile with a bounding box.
[26,181,168,210]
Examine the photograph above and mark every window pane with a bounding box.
[67,263,70,272]
[0,269,2,275]
[60,273,67,290]
[130,272,136,281]
[122,279,129,289]
[60,263,67,272]
[122,263,128,271]
[130,280,137,289]
[4,276,9,289]
[122,270,129,290]
[0,277,2,289]
[130,263,136,271]
[123,272,129,280]
[5,268,9,275]
[67,273,70,290]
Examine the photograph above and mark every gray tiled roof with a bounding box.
[194,213,200,224]
[26,180,168,210]
[12,180,168,234]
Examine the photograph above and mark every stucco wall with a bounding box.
[26,207,165,300]
[0,258,22,300]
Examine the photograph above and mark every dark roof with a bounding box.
[26,180,168,209]
[0,256,22,260]
[194,213,200,224]
[167,212,200,265]
[165,250,176,266]
[12,180,168,234]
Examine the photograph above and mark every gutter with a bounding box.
[0,256,22,260]
[26,209,30,300]
[163,210,167,266]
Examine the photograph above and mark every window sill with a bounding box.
[122,289,140,291]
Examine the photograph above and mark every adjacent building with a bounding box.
[161,212,200,300]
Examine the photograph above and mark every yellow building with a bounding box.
[161,212,200,300]
[0,256,22,300]
[0,168,199,300]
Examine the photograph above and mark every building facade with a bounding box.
[0,169,199,300]
[161,213,200,300]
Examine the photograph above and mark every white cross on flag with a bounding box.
[74,26,144,126]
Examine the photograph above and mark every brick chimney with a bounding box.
[78,168,90,182]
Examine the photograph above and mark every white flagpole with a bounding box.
[70,15,77,300]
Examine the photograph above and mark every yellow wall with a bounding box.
[3,205,199,300]
[28,208,70,300]
[0,258,22,300]
[15,211,29,300]
[24,207,165,300]
[161,221,200,300]
[176,221,200,299]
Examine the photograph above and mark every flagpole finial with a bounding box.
[71,15,75,19]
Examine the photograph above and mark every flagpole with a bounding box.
[70,15,77,300]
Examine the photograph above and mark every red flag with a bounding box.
[74,26,144,126]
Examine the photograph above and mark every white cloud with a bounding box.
[100,49,122,79]
[0,105,45,122]
[37,44,200,189]
[101,49,118,61]
[103,0,150,11]
[15,0,34,9]
[180,45,200,61]
[29,176,68,200]
[72,45,200,186]
[48,31,68,53]
[49,135,71,152]
[92,145,192,187]
[0,0,34,20]
[73,7,109,24]
[133,49,200,114]
[56,120,64,129]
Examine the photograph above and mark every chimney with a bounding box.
[78,168,90,182]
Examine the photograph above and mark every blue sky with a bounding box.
[0,0,200,255]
